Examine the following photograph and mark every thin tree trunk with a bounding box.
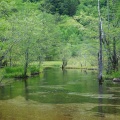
[24,48,29,77]
[0,40,18,68]
[38,56,41,69]
[9,49,12,67]
[106,0,112,74]
[62,58,67,70]
[112,37,118,71]
[98,0,103,82]
[0,57,3,68]
[112,0,118,71]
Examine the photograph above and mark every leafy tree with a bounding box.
[101,0,120,73]
[6,9,62,76]
[39,0,80,16]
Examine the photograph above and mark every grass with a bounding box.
[112,71,120,78]
[29,65,43,75]
[42,61,62,68]
[66,58,97,69]
[3,65,43,78]
[1,59,98,78]
[104,70,120,80]
[4,66,24,78]
[29,66,39,73]
[30,60,97,69]
[42,59,97,70]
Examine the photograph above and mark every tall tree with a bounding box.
[98,0,103,82]
[103,0,119,73]
[111,0,118,71]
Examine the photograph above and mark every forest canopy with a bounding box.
[0,0,120,77]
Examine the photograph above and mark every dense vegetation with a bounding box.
[0,0,120,79]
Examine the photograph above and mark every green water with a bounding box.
[0,68,120,120]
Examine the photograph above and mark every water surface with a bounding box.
[0,68,120,120]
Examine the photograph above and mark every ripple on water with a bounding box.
[68,92,115,99]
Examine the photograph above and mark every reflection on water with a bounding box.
[0,68,120,120]
[24,79,29,101]
[98,84,104,118]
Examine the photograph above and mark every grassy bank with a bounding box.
[42,61,62,68]
[0,60,98,79]
[66,58,97,70]
[3,65,43,78]
[104,70,120,80]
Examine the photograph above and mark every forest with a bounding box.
[0,0,120,81]
[1,1,120,120]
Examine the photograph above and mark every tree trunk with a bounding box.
[106,0,112,74]
[0,40,17,68]
[98,0,103,82]
[23,48,29,77]
[112,0,118,71]
[38,56,41,69]
[9,49,12,67]
[0,59,2,68]
[112,37,118,71]
[0,55,4,68]
[62,58,67,70]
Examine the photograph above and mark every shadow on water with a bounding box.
[0,84,13,100]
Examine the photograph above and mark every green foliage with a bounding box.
[0,0,120,75]
[0,0,18,18]
[5,66,23,73]
[42,61,62,68]
[23,0,40,2]
[112,71,120,78]
[29,66,39,73]
[4,66,24,78]
[39,0,80,16]
[0,1,11,18]
[4,65,43,77]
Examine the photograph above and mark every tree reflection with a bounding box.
[98,84,105,118]
[0,86,5,100]
[23,79,29,101]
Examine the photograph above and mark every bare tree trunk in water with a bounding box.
[24,48,29,77]
[98,0,103,83]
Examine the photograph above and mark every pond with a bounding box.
[0,68,120,120]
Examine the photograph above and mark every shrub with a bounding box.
[4,66,24,78]
[29,66,39,74]
[5,66,23,73]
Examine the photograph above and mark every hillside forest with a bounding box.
[0,0,120,81]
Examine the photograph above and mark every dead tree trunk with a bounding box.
[98,0,103,82]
